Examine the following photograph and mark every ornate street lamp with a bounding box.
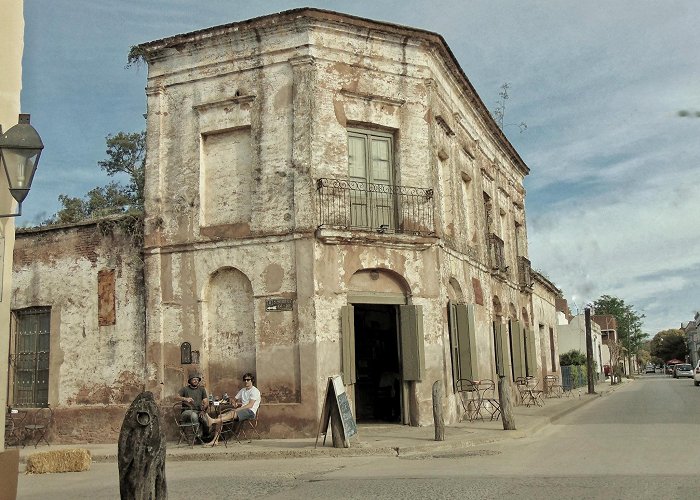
[0,114,43,217]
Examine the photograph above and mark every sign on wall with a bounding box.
[265,298,293,311]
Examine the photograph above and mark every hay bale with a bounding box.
[25,449,91,474]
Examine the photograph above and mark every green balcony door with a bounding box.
[348,130,395,230]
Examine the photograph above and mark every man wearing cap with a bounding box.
[177,373,209,439]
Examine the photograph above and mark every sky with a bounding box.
[19,0,700,335]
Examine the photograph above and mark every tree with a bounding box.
[43,131,145,225]
[608,339,624,384]
[649,329,687,362]
[593,295,646,349]
[593,295,647,374]
[559,350,586,366]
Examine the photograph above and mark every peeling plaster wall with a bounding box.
[139,9,541,435]
[11,221,144,443]
[531,279,561,378]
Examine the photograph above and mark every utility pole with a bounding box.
[585,306,596,394]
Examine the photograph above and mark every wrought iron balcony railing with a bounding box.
[316,178,435,236]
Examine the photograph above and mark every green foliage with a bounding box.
[43,131,145,226]
[560,349,587,366]
[593,295,647,355]
[126,45,148,68]
[649,329,688,362]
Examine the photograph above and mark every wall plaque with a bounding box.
[265,298,293,311]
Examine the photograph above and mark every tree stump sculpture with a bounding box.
[118,392,167,499]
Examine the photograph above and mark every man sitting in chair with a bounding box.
[204,373,260,441]
[176,372,209,439]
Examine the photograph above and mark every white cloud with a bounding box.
[20,0,700,331]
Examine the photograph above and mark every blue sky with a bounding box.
[20,0,700,334]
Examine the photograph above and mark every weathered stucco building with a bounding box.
[11,218,145,441]
[135,8,559,436]
[8,9,562,442]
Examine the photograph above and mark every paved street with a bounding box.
[17,376,700,499]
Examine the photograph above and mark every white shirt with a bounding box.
[235,386,261,414]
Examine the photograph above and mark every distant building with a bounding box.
[557,314,605,380]
[682,314,699,366]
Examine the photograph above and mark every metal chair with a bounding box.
[216,404,241,447]
[5,409,27,448]
[476,379,501,421]
[544,375,564,398]
[23,406,53,448]
[456,379,482,422]
[172,402,200,447]
[516,377,544,407]
[235,407,261,442]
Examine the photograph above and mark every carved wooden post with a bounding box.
[432,380,444,441]
[498,375,516,430]
[118,392,167,499]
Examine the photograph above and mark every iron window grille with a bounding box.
[10,307,50,408]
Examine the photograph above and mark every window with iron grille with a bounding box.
[11,307,50,407]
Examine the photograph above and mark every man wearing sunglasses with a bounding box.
[203,372,260,435]
[231,373,260,422]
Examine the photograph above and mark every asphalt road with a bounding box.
[17,374,700,499]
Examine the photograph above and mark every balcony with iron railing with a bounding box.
[316,178,435,238]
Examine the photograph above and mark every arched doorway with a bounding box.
[342,268,417,424]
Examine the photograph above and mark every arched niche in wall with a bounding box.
[492,295,503,321]
[180,342,192,364]
[447,277,464,304]
[202,266,256,397]
[522,307,530,326]
[509,302,517,322]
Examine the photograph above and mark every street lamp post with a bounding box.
[0,114,44,217]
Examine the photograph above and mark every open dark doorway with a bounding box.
[353,304,401,422]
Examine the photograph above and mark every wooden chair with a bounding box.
[172,402,200,447]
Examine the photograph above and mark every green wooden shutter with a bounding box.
[400,305,424,381]
[456,304,477,381]
[511,320,526,379]
[495,322,511,378]
[340,305,356,384]
[447,302,459,391]
[525,328,537,377]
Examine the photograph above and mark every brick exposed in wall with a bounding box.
[98,269,116,326]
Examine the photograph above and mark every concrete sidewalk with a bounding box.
[16,381,624,464]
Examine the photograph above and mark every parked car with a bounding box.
[674,363,693,378]
[694,361,700,386]
[645,363,655,374]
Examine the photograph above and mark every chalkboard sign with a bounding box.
[315,375,357,448]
